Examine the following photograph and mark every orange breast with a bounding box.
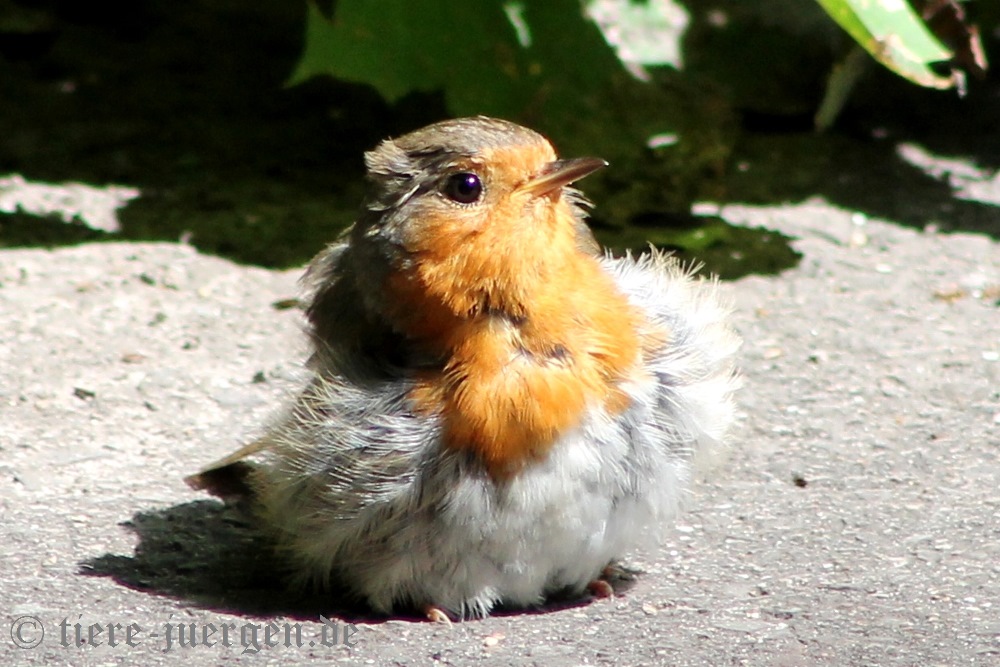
[407,252,646,478]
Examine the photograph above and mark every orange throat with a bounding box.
[397,251,646,479]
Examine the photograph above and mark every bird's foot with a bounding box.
[423,605,453,625]
[586,578,615,599]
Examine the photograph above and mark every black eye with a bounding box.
[443,172,483,204]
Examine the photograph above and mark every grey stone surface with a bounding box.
[1,195,998,665]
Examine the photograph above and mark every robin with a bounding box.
[187,116,741,622]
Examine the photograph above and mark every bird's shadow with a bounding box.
[80,501,360,620]
[81,500,637,622]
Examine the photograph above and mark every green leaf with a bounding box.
[815,0,955,89]
[814,44,870,131]
[290,1,527,115]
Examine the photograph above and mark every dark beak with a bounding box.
[520,157,608,197]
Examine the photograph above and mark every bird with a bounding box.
[186,115,741,622]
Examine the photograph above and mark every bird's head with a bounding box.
[349,116,607,346]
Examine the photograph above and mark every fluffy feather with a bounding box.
[188,117,741,619]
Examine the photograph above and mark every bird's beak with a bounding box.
[520,157,608,197]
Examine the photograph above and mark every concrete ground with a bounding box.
[2,187,998,664]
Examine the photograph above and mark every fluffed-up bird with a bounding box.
[187,116,741,622]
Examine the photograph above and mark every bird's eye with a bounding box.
[443,172,483,204]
